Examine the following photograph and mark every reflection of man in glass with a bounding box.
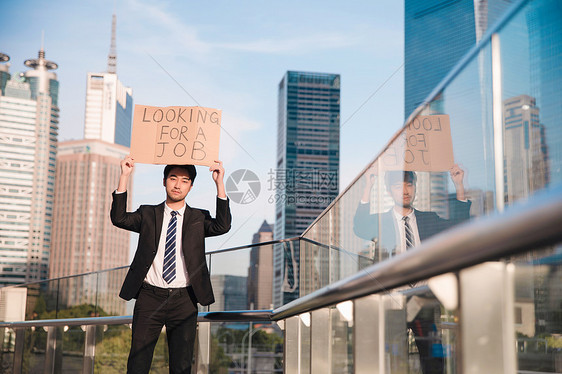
[353,165,471,374]
[354,165,470,257]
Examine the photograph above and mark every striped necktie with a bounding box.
[403,216,414,249]
[163,211,178,284]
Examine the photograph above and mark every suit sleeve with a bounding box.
[203,196,232,237]
[449,199,472,225]
[353,202,380,241]
[110,191,142,233]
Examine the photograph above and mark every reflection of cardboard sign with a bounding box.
[380,115,453,171]
[131,105,221,166]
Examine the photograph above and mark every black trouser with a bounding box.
[128,283,198,374]
[408,306,444,374]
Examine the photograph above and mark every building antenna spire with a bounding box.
[107,14,117,74]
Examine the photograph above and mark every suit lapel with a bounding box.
[414,209,428,241]
[155,202,165,248]
[181,204,193,265]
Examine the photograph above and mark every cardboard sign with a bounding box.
[131,105,221,166]
[380,115,454,171]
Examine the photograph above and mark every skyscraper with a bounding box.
[404,0,513,118]
[273,71,340,306]
[0,46,59,285]
[83,14,133,147]
[50,139,131,314]
[48,15,134,314]
[503,94,548,203]
[247,220,274,310]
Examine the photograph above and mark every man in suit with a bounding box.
[354,165,470,257]
[353,165,470,374]
[111,155,231,374]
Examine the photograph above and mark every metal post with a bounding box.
[44,326,57,374]
[13,328,25,374]
[310,308,331,374]
[285,316,299,374]
[459,262,516,373]
[82,325,96,374]
[491,32,505,212]
[354,295,385,374]
[248,321,253,374]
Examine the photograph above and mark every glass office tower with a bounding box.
[83,14,133,147]
[404,0,512,118]
[0,47,59,285]
[274,71,340,306]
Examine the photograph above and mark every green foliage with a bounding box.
[209,336,232,374]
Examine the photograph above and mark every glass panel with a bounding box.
[374,284,459,374]
[96,267,130,316]
[211,321,284,374]
[93,323,170,373]
[272,241,300,308]
[61,326,85,372]
[208,248,252,312]
[0,327,16,371]
[58,273,99,318]
[208,241,278,312]
[27,279,59,320]
[6,267,131,322]
[93,324,131,373]
[23,326,47,373]
[498,0,562,205]
[510,245,562,372]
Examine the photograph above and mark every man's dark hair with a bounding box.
[163,164,197,183]
[384,170,417,191]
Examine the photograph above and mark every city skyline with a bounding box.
[1,0,405,258]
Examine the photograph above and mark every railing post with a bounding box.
[310,308,331,374]
[13,327,25,374]
[459,261,516,373]
[44,326,63,374]
[354,295,385,374]
[284,316,300,374]
[82,325,96,374]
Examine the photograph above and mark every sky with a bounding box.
[1,0,406,260]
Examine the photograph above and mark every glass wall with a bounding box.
[300,0,562,297]
[210,321,283,373]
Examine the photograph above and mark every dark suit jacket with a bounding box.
[110,191,231,305]
[353,199,471,255]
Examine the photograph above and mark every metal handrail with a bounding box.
[0,238,301,290]
[206,237,300,255]
[0,310,273,329]
[272,185,562,320]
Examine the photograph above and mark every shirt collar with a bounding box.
[164,203,186,217]
[392,207,415,222]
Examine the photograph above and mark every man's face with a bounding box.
[163,167,193,203]
[390,181,416,208]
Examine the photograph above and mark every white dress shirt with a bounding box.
[145,203,190,288]
[391,208,421,255]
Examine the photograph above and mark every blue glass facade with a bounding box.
[114,89,133,147]
[527,0,562,186]
[405,0,513,119]
[275,71,340,305]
